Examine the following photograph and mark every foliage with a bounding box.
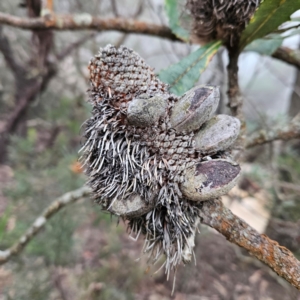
[158,41,221,95]
[164,0,190,41]
[162,0,300,93]
[240,0,300,50]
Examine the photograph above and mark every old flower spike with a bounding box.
[80,44,241,277]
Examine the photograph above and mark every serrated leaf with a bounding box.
[165,0,190,41]
[245,38,283,55]
[240,0,300,50]
[159,41,221,96]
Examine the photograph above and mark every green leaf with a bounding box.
[240,0,300,50]
[165,0,190,41]
[159,41,221,96]
[245,37,283,55]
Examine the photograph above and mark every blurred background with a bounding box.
[0,0,300,299]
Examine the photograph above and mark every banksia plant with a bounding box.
[186,0,261,45]
[80,44,241,276]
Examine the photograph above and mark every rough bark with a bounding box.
[199,199,300,290]
[0,12,178,41]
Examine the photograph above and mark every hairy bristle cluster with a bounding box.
[186,0,261,45]
[80,44,239,278]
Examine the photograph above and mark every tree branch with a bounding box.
[0,186,91,265]
[199,198,300,290]
[226,45,246,158]
[272,47,300,70]
[2,12,300,71]
[0,12,179,41]
[246,114,300,148]
[227,46,243,119]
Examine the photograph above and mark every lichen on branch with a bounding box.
[199,199,300,290]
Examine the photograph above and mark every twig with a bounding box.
[199,198,300,290]
[246,114,300,148]
[0,12,179,41]
[227,45,243,120]
[227,45,246,158]
[2,13,300,71]
[111,0,120,17]
[275,181,300,193]
[272,47,300,70]
[0,186,91,265]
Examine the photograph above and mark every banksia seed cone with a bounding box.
[80,44,241,274]
[186,0,261,45]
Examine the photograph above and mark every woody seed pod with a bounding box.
[194,114,240,154]
[127,95,167,127]
[180,159,241,201]
[81,44,241,277]
[170,85,219,132]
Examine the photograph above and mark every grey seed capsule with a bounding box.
[127,95,167,127]
[170,85,219,133]
[107,192,155,218]
[180,159,240,201]
[194,115,240,154]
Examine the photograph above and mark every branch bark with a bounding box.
[2,12,300,71]
[227,46,243,120]
[246,114,300,148]
[0,12,179,41]
[0,186,91,265]
[199,198,300,290]
[272,47,300,70]
[226,45,246,158]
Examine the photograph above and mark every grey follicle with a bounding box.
[81,44,241,277]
